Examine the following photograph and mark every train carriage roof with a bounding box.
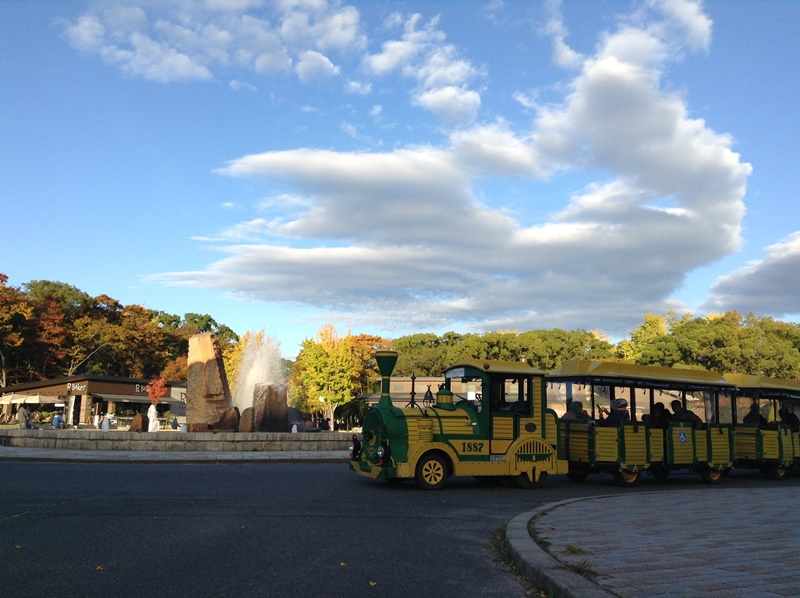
[723,373,800,400]
[444,359,546,377]
[548,359,733,390]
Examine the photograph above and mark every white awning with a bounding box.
[0,393,63,405]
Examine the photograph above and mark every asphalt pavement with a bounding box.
[3,445,797,597]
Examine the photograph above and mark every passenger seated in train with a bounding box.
[669,399,704,429]
[644,402,669,429]
[561,400,591,421]
[778,408,800,432]
[742,403,767,426]
[597,399,630,427]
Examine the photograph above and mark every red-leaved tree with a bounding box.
[146,376,168,406]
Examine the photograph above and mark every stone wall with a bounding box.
[0,428,350,452]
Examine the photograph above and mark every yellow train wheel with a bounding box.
[613,469,640,488]
[767,463,787,481]
[415,453,447,490]
[700,467,723,484]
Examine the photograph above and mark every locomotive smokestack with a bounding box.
[375,351,398,409]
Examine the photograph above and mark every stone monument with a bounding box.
[186,332,233,432]
[253,383,289,432]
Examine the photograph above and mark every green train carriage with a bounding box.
[549,359,736,486]
[723,373,800,479]
[349,351,567,490]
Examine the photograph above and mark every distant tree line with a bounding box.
[4,273,800,424]
[291,313,800,422]
[0,274,237,386]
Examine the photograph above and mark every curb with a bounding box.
[505,496,615,598]
[0,447,351,464]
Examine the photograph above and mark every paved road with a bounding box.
[2,460,543,598]
[4,449,799,598]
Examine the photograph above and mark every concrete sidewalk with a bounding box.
[506,487,800,597]
[0,446,349,463]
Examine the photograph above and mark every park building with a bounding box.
[0,375,186,428]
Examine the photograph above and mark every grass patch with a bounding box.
[563,544,592,555]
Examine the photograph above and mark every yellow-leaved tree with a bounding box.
[290,324,358,425]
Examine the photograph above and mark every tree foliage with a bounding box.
[389,328,615,375]
[289,325,391,422]
[624,311,800,378]
[146,376,168,405]
[0,274,238,385]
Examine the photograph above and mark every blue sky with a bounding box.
[2,0,799,359]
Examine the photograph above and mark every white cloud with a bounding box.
[62,1,362,84]
[362,12,483,126]
[414,86,480,125]
[542,0,584,69]
[64,16,106,53]
[150,1,752,338]
[230,79,258,91]
[703,233,800,316]
[345,79,371,94]
[295,49,339,82]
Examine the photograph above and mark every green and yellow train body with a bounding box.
[723,373,800,479]
[551,360,737,485]
[349,351,567,490]
[350,352,800,489]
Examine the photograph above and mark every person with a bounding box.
[561,400,590,421]
[171,416,179,430]
[597,399,630,427]
[319,418,330,431]
[100,414,111,432]
[742,402,767,426]
[17,404,30,429]
[778,407,800,432]
[645,402,669,429]
[669,399,704,429]
[52,411,65,429]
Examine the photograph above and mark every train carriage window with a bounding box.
[735,395,772,424]
[716,391,733,424]
[548,382,592,418]
[594,385,611,418]
[686,391,707,424]
[634,387,649,422]
[493,377,528,412]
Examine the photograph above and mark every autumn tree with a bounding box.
[0,274,34,386]
[146,376,168,405]
[290,325,358,423]
[350,333,391,396]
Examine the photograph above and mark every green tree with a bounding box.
[22,280,93,322]
[290,325,358,423]
[392,332,461,376]
[618,313,671,363]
